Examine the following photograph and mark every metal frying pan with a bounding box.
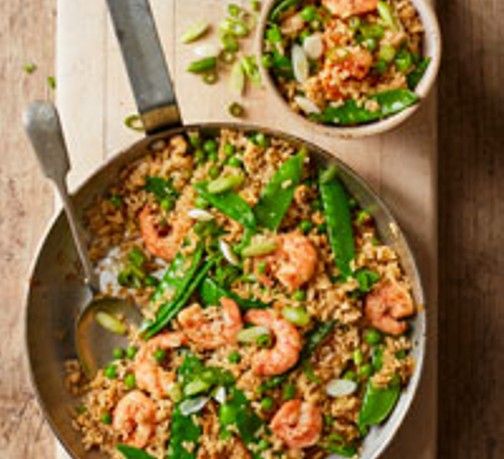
[25,0,426,457]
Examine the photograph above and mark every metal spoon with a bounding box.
[24,101,143,376]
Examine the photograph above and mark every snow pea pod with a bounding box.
[150,252,186,303]
[407,57,431,90]
[313,89,419,126]
[144,256,214,338]
[199,277,268,310]
[318,170,355,277]
[358,378,401,429]
[167,404,202,459]
[254,148,306,230]
[117,445,155,459]
[195,182,256,230]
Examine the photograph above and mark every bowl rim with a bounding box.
[255,0,442,139]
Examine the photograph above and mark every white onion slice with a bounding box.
[219,239,240,265]
[193,42,220,58]
[303,33,324,60]
[326,379,358,397]
[294,95,321,115]
[179,396,210,416]
[188,208,214,221]
[292,44,309,83]
[213,386,227,404]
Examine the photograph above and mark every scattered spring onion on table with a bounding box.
[181,20,210,44]
[124,114,144,132]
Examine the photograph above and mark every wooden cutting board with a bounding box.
[55,0,437,457]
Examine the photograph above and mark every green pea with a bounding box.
[160,197,174,211]
[195,196,209,209]
[104,364,117,380]
[209,165,220,179]
[219,404,236,425]
[223,143,235,156]
[395,349,407,360]
[364,328,382,345]
[153,349,167,363]
[257,334,272,348]
[379,44,397,63]
[126,346,138,359]
[282,306,310,327]
[298,220,313,234]
[353,349,364,366]
[188,132,201,148]
[257,439,271,451]
[109,194,123,208]
[145,275,159,287]
[358,363,373,380]
[112,347,124,360]
[260,397,274,411]
[266,25,282,44]
[227,156,242,168]
[194,148,206,164]
[253,132,269,148]
[228,350,241,363]
[282,383,296,400]
[363,37,378,51]
[261,53,273,68]
[300,5,317,21]
[203,139,218,154]
[292,289,306,301]
[101,412,112,425]
[124,373,136,390]
[343,370,357,382]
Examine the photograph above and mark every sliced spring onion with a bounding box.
[213,386,227,404]
[237,326,271,343]
[203,71,218,85]
[181,20,210,44]
[219,239,240,265]
[291,44,309,83]
[187,57,217,73]
[241,55,261,86]
[167,383,183,403]
[95,311,127,335]
[124,114,145,132]
[220,33,239,52]
[303,33,323,60]
[229,61,245,96]
[377,1,398,30]
[220,50,237,64]
[184,379,212,397]
[241,239,277,257]
[188,208,214,221]
[294,95,321,115]
[179,396,210,416]
[207,174,244,194]
[326,379,358,397]
[228,102,245,118]
[193,43,220,58]
[282,306,311,327]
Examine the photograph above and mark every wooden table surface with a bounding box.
[0,1,501,459]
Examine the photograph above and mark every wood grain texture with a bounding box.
[0,0,56,458]
[438,0,504,458]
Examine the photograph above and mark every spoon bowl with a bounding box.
[24,100,143,378]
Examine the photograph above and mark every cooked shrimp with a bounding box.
[245,309,302,376]
[177,298,243,350]
[322,0,378,18]
[134,332,186,398]
[113,390,156,448]
[270,400,323,449]
[257,232,317,292]
[364,279,415,335]
[139,205,191,262]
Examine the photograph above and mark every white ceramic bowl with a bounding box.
[257,0,442,138]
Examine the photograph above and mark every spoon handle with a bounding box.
[23,101,99,292]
